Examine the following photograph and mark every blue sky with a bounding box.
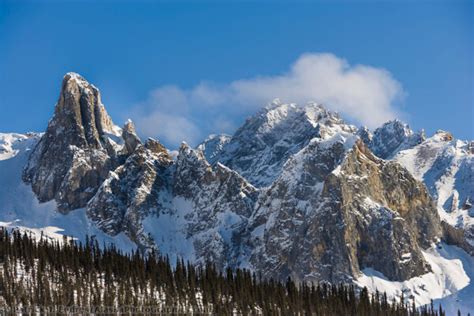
[0,1,472,147]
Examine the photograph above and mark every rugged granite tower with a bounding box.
[23,73,121,212]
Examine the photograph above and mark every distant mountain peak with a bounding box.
[203,101,356,187]
[367,119,425,159]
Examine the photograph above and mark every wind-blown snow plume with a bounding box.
[131,53,403,147]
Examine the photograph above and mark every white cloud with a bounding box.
[130,53,404,148]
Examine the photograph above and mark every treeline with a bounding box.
[0,229,446,315]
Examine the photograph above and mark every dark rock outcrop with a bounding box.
[368,120,425,159]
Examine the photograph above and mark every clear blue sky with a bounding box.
[1,1,472,145]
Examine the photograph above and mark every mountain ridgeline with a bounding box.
[2,73,473,308]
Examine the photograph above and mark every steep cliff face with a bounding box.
[247,133,354,282]
[23,73,122,212]
[327,141,441,280]
[248,135,441,283]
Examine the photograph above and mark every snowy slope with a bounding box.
[0,132,136,251]
[432,244,474,315]
[356,243,470,308]
[394,131,474,252]
[356,243,474,315]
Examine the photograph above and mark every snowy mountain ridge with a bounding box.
[394,130,474,257]
[0,73,473,313]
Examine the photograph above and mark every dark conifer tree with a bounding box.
[0,228,446,316]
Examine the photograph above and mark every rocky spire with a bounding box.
[145,137,170,157]
[53,72,116,149]
[122,119,141,154]
[23,73,120,212]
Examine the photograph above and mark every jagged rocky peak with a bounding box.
[171,143,259,268]
[122,119,141,154]
[145,137,170,158]
[87,142,173,249]
[433,129,454,142]
[23,72,121,212]
[368,119,425,159]
[173,142,258,213]
[469,141,474,154]
[209,100,357,187]
[173,142,213,197]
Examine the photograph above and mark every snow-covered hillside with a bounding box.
[394,131,474,255]
[357,243,474,314]
[0,132,136,251]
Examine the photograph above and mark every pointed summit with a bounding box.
[204,101,356,187]
[54,72,117,149]
[122,119,141,154]
[23,73,120,212]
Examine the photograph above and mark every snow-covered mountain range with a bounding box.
[1,73,473,313]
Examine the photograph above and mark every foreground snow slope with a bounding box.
[356,243,473,314]
[0,133,136,251]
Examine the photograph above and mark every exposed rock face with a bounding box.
[23,73,121,212]
[145,138,169,156]
[248,136,441,283]
[121,120,141,155]
[172,143,258,268]
[329,141,441,279]
[442,221,474,256]
[208,100,357,187]
[368,120,425,159]
[87,142,173,247]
